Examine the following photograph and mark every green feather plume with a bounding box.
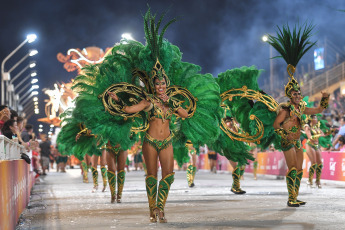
[267,22,317,67]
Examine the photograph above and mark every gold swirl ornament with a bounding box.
[221,86,279,112]
[220,113,264,144]
[166,86,197,119]
[99,82,149,133]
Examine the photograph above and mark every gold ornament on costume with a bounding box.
[150,59,171,90]
[285,64,301,99]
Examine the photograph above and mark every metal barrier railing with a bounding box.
[0,135,25,160]
[303,62,345,96]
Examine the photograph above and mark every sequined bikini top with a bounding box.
[145,95,174,123]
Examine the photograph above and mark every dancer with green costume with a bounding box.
[301,98,333,189]
[216,23,329,207]
[72,9,221,223]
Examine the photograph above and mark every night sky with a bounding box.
[1,0,345,132]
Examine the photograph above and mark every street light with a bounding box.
[29,61,36,68]
[121,33,134,40]
[262,35,268,42]
[1,34,37,104]
[31,78,38,84]
[29,49,38,56]
[27,34,37,43]
[262,34,274,93]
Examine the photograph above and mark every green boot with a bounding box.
[117,170,125,203]
[156,172,175,223]
[315,163,323,188]
[231,167,246,194]
[307,163,317,187]
[186,165,194,187]
[81,161,88,183]
[146,175,158,223]
[286,167,299,207]
[107,170,116,203]
[192,166,197,186]
[295,170,306,205]
[253,161,258,180]
[91,166,98,192]
[240,165,245,180]
[101,166,107,192]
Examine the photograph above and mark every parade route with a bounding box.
[17,168,345,230]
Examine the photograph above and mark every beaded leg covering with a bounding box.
[295,170,306,205]
[91,167,98,192]
[81,161,88,183]
[117,170,125,203]
[186,165,194,187]
[157,172,175,212]
[240,166,245,180]
[307,163,317,186]
[145,175,158,222]
[107,170,116,203]
[253,161,258,180]
[286,167,299,207]
[101,166,107,192]
[316,163,323,188]
[192,166,197,185]
[231,167,246,194]
[155,172,174,223]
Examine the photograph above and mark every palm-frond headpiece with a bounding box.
[266,22,316,98]
[144,8,176,90]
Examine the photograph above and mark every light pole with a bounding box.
[1,34,37,104]
[262,35,274,93]
[8,61,37,107]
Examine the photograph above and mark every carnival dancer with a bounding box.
[224,117,248,194]
[72,9,221,223]
[104,143,128,203]
[90,150,107,193]
[303,112,332,188]
[214,23,329,207]
[185,141,197,187]
[267,23,330,207]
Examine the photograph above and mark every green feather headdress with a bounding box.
[266,22,317,98]
[143,8,176,89]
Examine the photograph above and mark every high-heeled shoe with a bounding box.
[111,195,116,203]
[149,210,157,223]
[92,185,98,193]
[102,185,106,192]
[154,208,167,223]
[315,181,322,189]
[116,194,122,203]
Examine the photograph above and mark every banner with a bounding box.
[0,160,34,230]
[196,151,345,182]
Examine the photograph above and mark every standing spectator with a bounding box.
[21,124,34,142]
[1,119,18,140]
[10,109,18,121]
[332,116,345,149]
[0,105,11,133]
[39,134,51,175]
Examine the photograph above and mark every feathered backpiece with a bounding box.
[266,22,316,98]
[144,8,176,92]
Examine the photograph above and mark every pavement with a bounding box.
[16,167,345,230]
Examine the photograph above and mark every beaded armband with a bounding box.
[320,96,329,109]
[275,128,288,139]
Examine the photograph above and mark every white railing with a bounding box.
[0,135,25,160]
[302,61,345,96]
